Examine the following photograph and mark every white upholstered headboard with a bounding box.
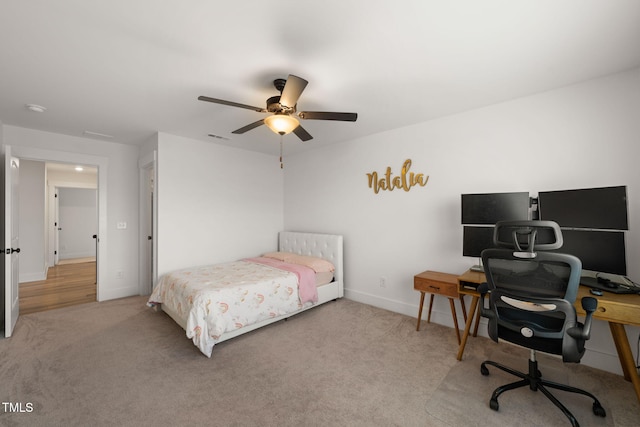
[278,231,344,286]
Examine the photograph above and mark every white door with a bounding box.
[138,153,157,295]
[140,166,154,294]
[4,147,20,337]
[54,188,59,265]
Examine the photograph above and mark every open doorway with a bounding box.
[18,161,99,314]
[4,144,108,335]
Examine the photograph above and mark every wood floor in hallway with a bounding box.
[19,261,97,314]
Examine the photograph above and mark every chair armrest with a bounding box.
[477,282,489,295]
[477,283,494,319]
[567,296,598,340]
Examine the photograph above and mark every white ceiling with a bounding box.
[1,1,639,157]
[46,162,97,177]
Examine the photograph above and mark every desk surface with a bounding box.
[457,269,640,327]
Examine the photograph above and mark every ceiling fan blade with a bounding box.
[279,75,308,109]
[198,96,266,112]
[293,125,313,142]
[298,111,358,122]
[231,119,265,134]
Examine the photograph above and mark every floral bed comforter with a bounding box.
[148,258,316,357]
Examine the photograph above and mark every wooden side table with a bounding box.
[414,270,465,344]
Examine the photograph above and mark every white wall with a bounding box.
[283,68,640,375]
[156,133,283,276]
[3,126,140,301]
[18,160,46,282]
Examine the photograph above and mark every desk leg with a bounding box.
[472,307,482,337]
[609,322,640,403]
[427,294,435,323]
[457,295,479,361]
[449,298,461,345]
[459,296,467,322]
[416,292,425,331]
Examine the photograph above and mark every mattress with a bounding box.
[148,258,326,356]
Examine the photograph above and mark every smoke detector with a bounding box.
[25,104,47,113]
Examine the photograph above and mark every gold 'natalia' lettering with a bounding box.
[366,159,429,194]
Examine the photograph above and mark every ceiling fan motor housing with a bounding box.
[266,95,295,114]
[273,78,287,93]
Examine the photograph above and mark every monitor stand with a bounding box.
[470,264,484,273]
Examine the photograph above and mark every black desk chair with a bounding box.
[478,220,606,427]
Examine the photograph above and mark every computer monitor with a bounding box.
[538,186,628,230]
[552,229,626,275]
[463,226,495,257]
[461,192,530,225]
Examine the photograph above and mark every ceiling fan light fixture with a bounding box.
[264,114,299,135]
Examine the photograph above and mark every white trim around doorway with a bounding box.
[9,145,108,301]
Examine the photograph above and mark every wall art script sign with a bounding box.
[366,159,429,194]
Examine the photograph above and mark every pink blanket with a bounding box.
[243,257,318,304]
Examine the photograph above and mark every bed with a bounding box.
[148,231,344,357]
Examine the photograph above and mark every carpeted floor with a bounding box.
[1,296,638,426]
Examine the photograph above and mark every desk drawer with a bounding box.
[414,272,459,298]
[576,287,640,326]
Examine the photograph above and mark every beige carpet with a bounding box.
[1,296,638,426]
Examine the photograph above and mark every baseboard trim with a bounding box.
[99,284,140,302]
[59,251,96,260]
[19,272,47,283]
[19,263,48,283]
[344,288,470,329]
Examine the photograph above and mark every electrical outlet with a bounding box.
[379,276,387,288]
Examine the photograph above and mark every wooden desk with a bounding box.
[575,285,640,402]
[414,271,465,344]
[455,269,640,403]
[456,270,485,361]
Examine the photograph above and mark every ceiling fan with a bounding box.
[198,74,357,142]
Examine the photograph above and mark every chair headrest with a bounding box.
[494,220,563,252]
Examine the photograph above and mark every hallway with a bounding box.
[19,261,97,314]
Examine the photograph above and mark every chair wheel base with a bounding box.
[489,398,499,411]
[593,402,606,417]
[480,358,605,426]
